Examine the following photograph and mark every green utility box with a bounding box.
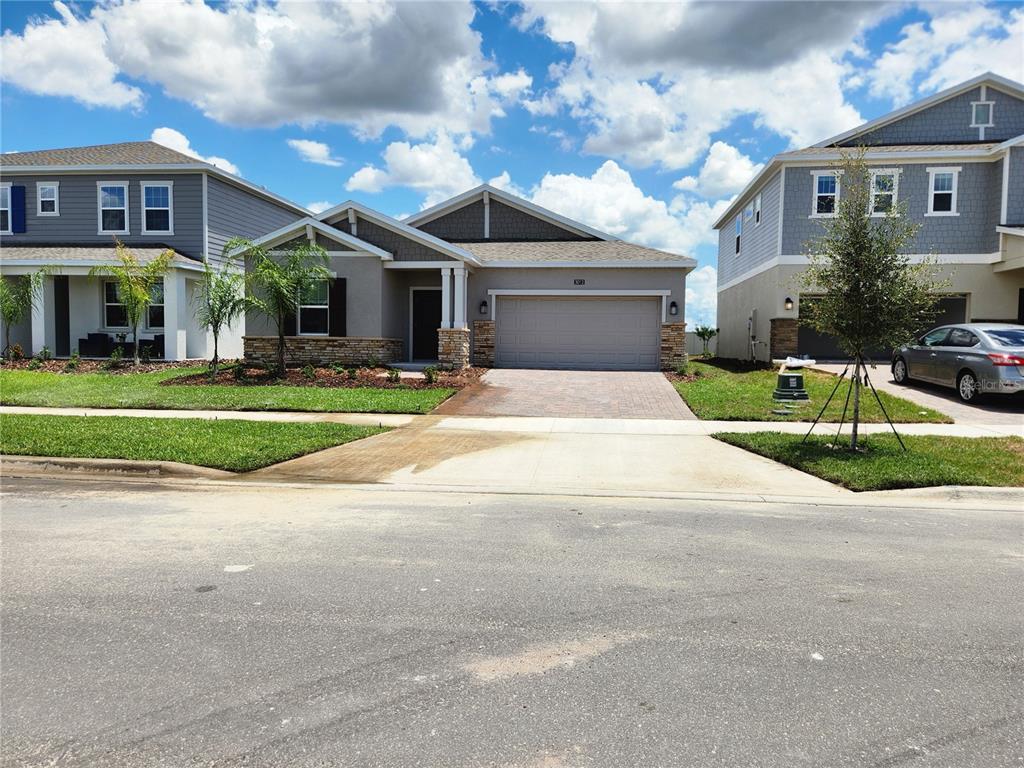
[773,371,809,401]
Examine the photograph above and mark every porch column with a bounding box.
[30,275,53,356]
[163,270,188,361]
[440,267,452,329]
[453,266,467,329]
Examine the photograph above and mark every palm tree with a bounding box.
[0,267,51,358]
[89,241,175,366]
[236,238,329,376]
[194,246,249,381]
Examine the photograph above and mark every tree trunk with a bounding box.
[132,321,141,366]
[210,330,220,383]
[276,311,286,378]
[850,356,862,451]
[4,324,11,358]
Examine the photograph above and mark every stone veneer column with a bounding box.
[438,327,470,369]
[660,322,687,370]
[769,318,799,360]
[472,320,495,366]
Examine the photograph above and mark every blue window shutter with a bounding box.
[11,185,26,233]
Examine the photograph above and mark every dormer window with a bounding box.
[971,101,994,128]
[36,182,59,216]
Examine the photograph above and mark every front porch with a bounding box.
[1,251,213,361]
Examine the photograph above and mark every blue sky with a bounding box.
[2,0,1022,324]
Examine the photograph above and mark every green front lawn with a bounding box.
[0,368,454,414]
[0,413,388,472]
[674,360,949,423]
[715,431,1024,491]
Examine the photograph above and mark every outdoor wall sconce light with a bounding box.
[479,300,489,315]
[784,297,794,311]
[669,301,679,316]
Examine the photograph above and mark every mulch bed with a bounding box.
[0,358,190,374]
[164,365,486,390]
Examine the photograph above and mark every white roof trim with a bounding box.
[238,217,392,260]
[402,183,617,241]
[0,162,310,217]
[997,226,1024,238]
[813,72,1024,148]
[478,259,696,269]
[317,201,481,266]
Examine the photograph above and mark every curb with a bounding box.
[1,455,234,481]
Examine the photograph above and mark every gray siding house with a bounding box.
[0,142,305,360]
[242,185,695,370]
[713,72,1024,361]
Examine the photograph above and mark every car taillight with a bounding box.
[987,353,1024,366]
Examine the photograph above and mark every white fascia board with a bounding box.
[0,260,205,274]
[812,72,1024,149]
[318,201,482,266]
[477,259,696,270]
[997,226,1024,237]
[0,163,310,217]
[992,134,1024,152]
[238,217,392,260]
[403,183,617,241]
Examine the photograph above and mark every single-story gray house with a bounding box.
[243,184,696,370]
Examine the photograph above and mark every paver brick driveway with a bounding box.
[435,369,696,420]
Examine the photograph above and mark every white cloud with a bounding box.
[530,160,722,255]
[150,127,239,175]
[867,6,1024,105]
[345,133,482,207]
[674,141,763,199]
[307,201,335,215]
[0,1,143,110]
[684,265,718,327]
[1,0,524,139]
[487,171,527,198]
[287,139,342,167]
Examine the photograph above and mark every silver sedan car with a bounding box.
[892,323,1024,403]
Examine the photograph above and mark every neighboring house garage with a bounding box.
[494,295,663,370]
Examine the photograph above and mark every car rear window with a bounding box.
[984,329,1024,347]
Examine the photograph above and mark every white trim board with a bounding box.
[717,252,1003,292]
[472,260,695,269]
[403,183,617,241]
[383,260,464,270]
[485,288,672,322]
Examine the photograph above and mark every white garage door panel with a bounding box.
[495,297,661,370]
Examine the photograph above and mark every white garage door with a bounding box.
[495,296,661,370]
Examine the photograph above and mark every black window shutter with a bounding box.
[11,186,26,233]
[283,310,297,336]
[329,278,347,337]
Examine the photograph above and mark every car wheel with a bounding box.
[957,371,980,403]
[892,357,909,384]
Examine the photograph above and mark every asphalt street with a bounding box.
[1,477,1021,766]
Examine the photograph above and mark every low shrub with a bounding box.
[387,367,401,383]
[301,364,316,381]
[8,344,24,361]
[38,345,51,361]
[347,367,358,380]
[63,351,81,373]
[103,346,125,370]
[423,365,438,384]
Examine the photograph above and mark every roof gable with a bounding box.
[403,184,616,241]
[241,217,392,260]
[816,72,1024,148]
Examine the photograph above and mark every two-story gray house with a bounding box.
[1,144,696,370]
[713,72,1024,361]
[0,141,306,360]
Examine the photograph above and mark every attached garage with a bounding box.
[797,294,969,361]
[494,295,662,370]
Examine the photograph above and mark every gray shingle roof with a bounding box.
[459,240,691,264]
[1,141,201,168]
[0,245,199,267]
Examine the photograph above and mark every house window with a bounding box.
[734,215,742,254]
[36,182,59,216]
[971,101,994,127]
[104,282,128,328]
[0,184,10,234]
[147,281,165,329]
[811,172,838,217]
[870,170,898,215]
[298,279,329,335]
[104,280,164,328]
[142,182,173,234]
[927,167,960,216]
[98,183,129,234]
[754,193,762,225]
